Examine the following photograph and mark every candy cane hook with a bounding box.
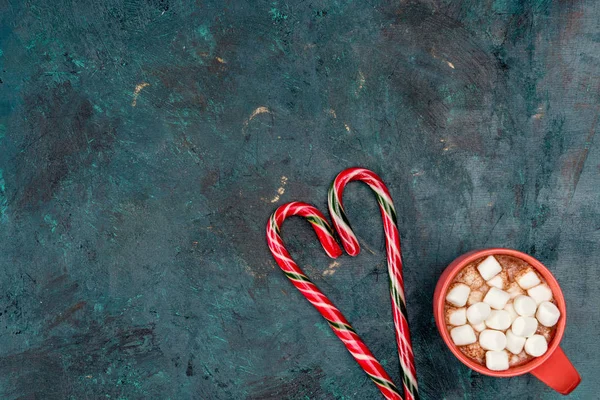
[266,202,404,399]
[328,168,419,400]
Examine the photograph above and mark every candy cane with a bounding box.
[328,168,419,400]
[266,201,404,400]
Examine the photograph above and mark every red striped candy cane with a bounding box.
[328,168,418,400]
[266,202,404,399]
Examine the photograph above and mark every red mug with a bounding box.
[433,248,581,395]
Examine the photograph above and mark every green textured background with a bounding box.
[0,0,598,399]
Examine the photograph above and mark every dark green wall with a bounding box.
[0,0,597,398]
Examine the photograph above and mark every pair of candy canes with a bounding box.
[266,168,418,400]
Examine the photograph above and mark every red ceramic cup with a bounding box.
[434,248,581,395]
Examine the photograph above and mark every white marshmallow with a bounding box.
[525,335,548,357]
[486,350,509,371]
[483,287,511,310]
[503,303,518,324]
[479,329,507,351]
[517,270,541,290]
[511,316,538,337]
[449,308,467,326]
[466,302,491,325]
[485,310,512,330]
[446,283,471,307]
[536,301,561,327]
[487,275,504,289]
[477,256,503,280]
[505,330,526,354]
[513,295,537,317]
[472,322,487,332]
[527,284,553,305]
[451,325,477,346]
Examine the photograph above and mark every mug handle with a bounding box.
[531,347,581,394]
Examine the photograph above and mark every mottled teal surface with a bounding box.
[0,0,598,399]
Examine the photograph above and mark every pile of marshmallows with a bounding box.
[446,256,561,371]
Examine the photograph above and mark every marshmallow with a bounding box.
[513,295,537,317]
[506,282,525,299]
[505,330,526,355]
[486,350,509,371]
[449,308,467,326]
[451,325,477,346]
[472,321,487,332]
[446,283,471,307]
[524,335,548,357]
[466,302,491,325]
[483,287,511,310]
[516,270,541,290]
[485,310,512,330]
[479,329,507,351]
[477,256,503,280]
[511,316,538,337]
[503,303,518,324]
[536,301,560,327]
[527,284,553,305]
[487,275,504,289]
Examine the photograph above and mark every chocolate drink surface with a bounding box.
[444,255,560,371]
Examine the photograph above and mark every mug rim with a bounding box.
[434,248,567,377]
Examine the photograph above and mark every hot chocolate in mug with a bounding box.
[433,248,581,395]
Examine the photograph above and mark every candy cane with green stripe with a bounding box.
[328,168,419,400]
[266,201,404,399]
